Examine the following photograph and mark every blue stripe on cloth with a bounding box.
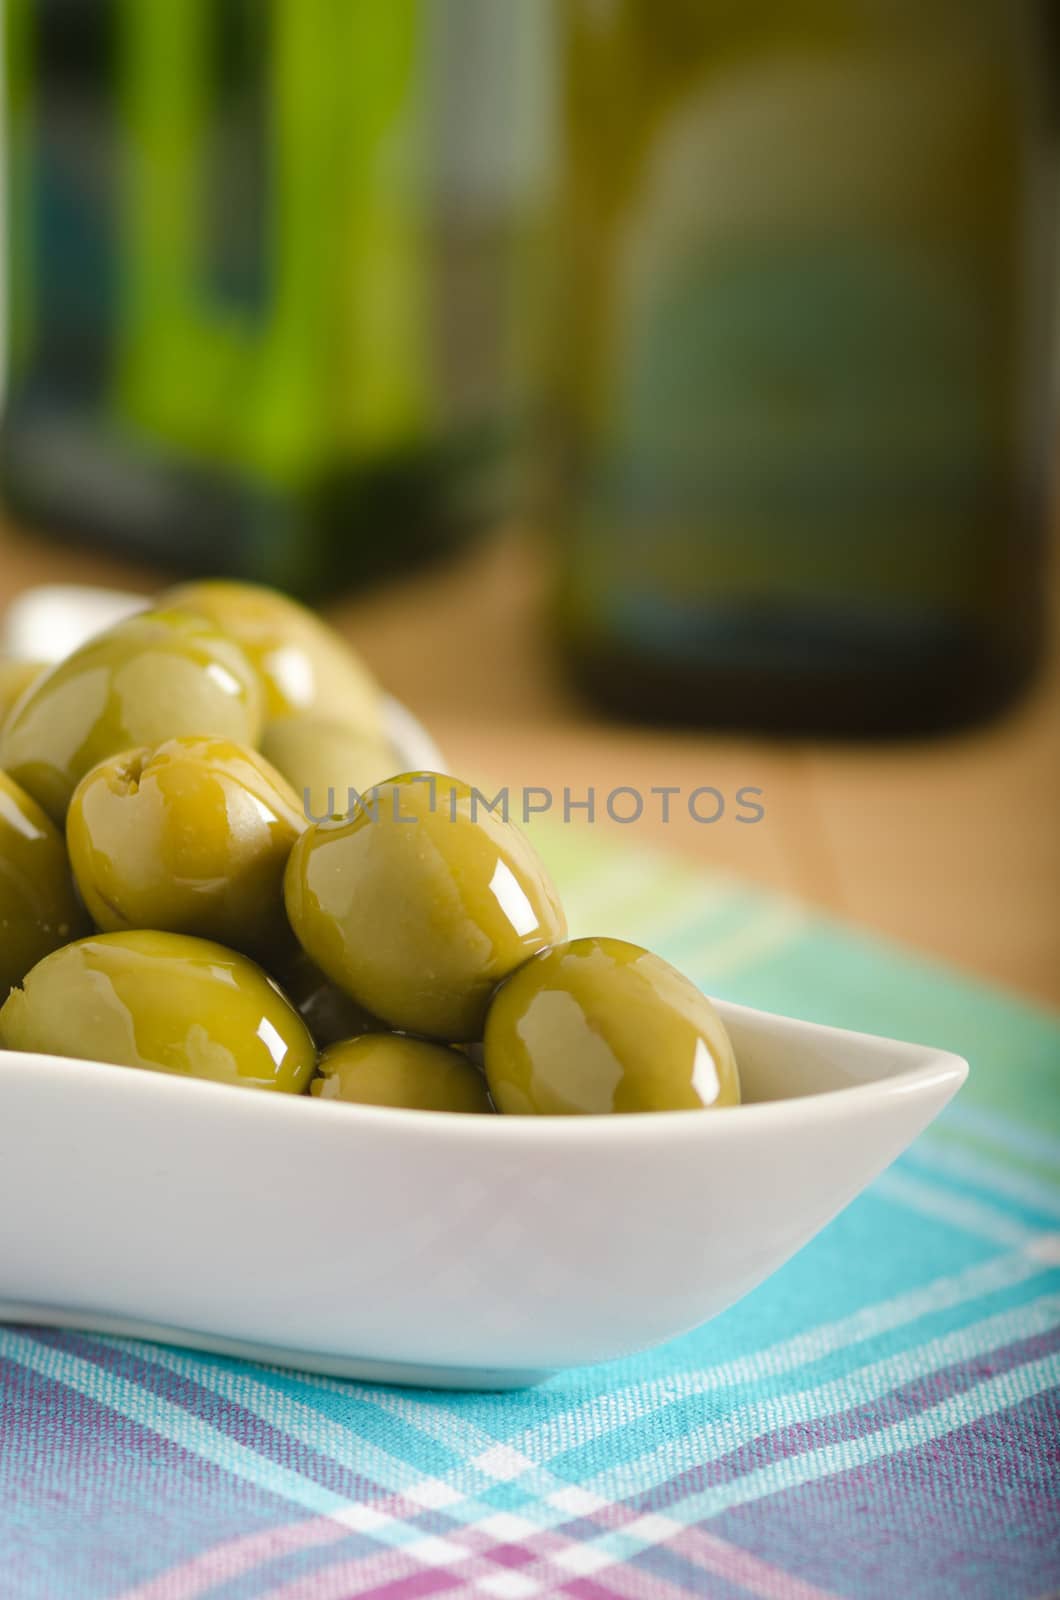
[898,1141,1060,1228]
[2,837,1058,1600]
[940,1103,1060,1169]
[612,1349,1060,1526]
[709,1388,1060,1600]
[576,1302,1060,1499]
[695,924,1060,1123]
[0,1352,298,1600]
[0,1327,378,1519]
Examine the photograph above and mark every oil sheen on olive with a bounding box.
[163,579,382,734]
[0,769,90,999]
[484,936,741,1115]
[0,930,316,1092]
[262,714,395,823]
[284,772,567,1040]
[312,1034,493,1114]
[67,737,305,958]
[0,609,264,822]
[0,660,46,729]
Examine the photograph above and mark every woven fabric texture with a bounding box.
[2,832,1058,1600]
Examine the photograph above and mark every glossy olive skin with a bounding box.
[0,930,316,1092]
[272,946,383,1048]
[312,1034,493,1114]
[163,579,382,734]
[0,770,90,999]
[67,737,304,959]
[484,937,741,1115]
[0,660,46,728]
[262,715,395,823]
[0,609,264,822]
[285,772,567,1040]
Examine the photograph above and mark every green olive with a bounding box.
[66,737,304,959]
[0,660,46,729]
[484,936,741,1115]
[0,770,91,999]
[284,772,567,1040]
[0,609,264,822]
[312,1033,493,1113]
[163,579,382,735]
[0,930,316,1092]
[261,715,395,824]
[272,946,383,1048]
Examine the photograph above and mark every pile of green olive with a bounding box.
[0,581,740,1115]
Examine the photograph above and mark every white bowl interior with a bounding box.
[723,1003,939,1103]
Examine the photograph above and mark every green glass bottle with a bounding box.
[1,0,553,595]
[552,0,1055,735]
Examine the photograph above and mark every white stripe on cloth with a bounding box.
[504,1241,1055,1461]
[874,1170,1047,1248]
[63,1239,1057,1515]
[939,1104,1060,1169]
[580,1294,1060,1499]
[8,1268,1056,1600]
[911,1135,1060,1221]
[0,1326,376,1518]
[622,1349,1059,1528]
[137,1348,1059,1600]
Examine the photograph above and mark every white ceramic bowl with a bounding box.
[0,581,446,773]
[0,1012,966,1387]
[0,584,967,1385]
[0,583,150,661]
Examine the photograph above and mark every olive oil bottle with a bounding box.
[552,1,1055,734]
[1,0,553,595]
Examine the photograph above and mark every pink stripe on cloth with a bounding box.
[532,1523,836,1600]
[114,1476,836,1600]
[559,1500,837,1600]
[329,1572,457,1600]
[563,1555,819,1600]
[671,1526,840,1600]
[559,1570,695,1600]
[113,1518,351,1600]
[259,1552,467,1600]
[249,1512,834,1600]
[113,1494,466,1600]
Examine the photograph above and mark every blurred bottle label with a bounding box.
[556,2,1051,724]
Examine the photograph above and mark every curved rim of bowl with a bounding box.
[0,1033,968,1144]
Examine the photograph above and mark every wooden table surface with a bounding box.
[2,516,1058,1011]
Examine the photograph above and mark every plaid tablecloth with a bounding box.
[2,831,1058,1600]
